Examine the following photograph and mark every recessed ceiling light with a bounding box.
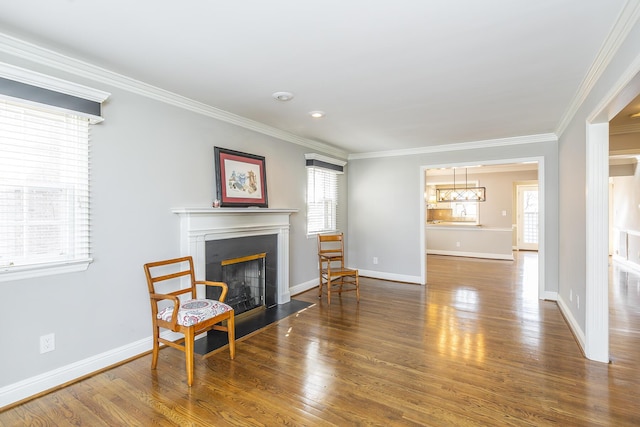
[309,110,325,118]
[272,91,294,102]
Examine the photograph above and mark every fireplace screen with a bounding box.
[221,253,266,315]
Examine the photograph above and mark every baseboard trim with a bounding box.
[0,330,184,410]
[290,270,425,296]
[427,249,514,261]
[612,254,640,273]
[556,295,586,355]
[289,278,318,297]
[357,269,422,284]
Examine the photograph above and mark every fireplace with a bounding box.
[172,208,296,307]
[221,254,265,314]
[205,234,278,314]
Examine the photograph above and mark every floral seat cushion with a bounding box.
[157,299,233,327]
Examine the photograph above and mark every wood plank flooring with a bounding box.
[2,252,640,426]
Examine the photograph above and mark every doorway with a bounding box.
[516,184,539,251]
[421,158,545,301]
[585,71,640,363]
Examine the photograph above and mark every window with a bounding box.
[0,65,108,281]
[307,167,338,234]
[451,201,479,223]
[427,183,480,224]
[305,154,345,235]
[0,100,90,272]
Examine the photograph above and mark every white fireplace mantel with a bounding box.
[172,207,297,304]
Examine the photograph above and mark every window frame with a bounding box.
[0,64,108,282]
[305,154,346,237]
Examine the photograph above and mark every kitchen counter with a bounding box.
[426,221,479,227]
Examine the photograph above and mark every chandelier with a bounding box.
[435,168,486,202]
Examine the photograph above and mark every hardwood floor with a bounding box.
[2,253,640,426]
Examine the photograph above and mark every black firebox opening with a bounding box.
[205,234,278,310]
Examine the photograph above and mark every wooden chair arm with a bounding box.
[196,280,229,302]
[149,293,180,326]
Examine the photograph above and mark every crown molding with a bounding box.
[610,122,640,134]
[0,61,109,102]
[348,133,557,160]
[0,32,348,160]
[555,0,640,137]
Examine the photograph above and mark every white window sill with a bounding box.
[307,231,341,238]
[0,259,93,282]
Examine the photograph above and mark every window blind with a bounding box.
[0,100,90,268]
[306,166,338,234]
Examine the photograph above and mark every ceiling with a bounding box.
[0,1,635,156]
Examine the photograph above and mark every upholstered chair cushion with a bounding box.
[157,299,233,327]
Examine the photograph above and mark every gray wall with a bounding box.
[0,57,340,391]
[347,141,558,289]
[558,18,640,335]
[3,14,640,404]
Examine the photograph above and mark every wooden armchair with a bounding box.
[318,233,360,304]
[143,256,235,386]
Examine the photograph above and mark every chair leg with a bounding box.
[327,277,331,305]
[151,326,160,369]
[318,273,323,298]
[227,314,236,359]
[184,327,195,387]
[356,273,360,302]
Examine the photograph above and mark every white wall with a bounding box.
[0,54,342,405]
[612,171,640,268]
[612,173,640,232]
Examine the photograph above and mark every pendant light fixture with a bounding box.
[435,168,486,202]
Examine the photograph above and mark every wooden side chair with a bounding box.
[143,256,235,386]
[317,233,360,304]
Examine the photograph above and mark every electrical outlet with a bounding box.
[40,333,55,353]
[456,241,461,247]
[373,257,379,265]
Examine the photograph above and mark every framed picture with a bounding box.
[214,147,268,207]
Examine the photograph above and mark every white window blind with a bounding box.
[307,166,338,234]
[0,100,90,270]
